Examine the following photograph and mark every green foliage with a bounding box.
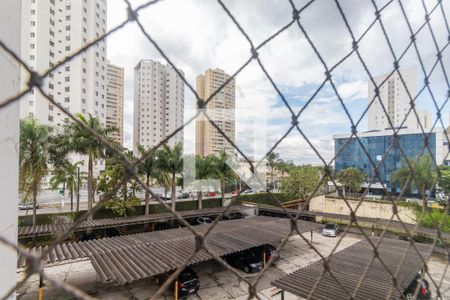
[418,209,450,233]
[437,165,450,197]
[50,160,84,208]
[103,196,141,217]
[237,192,295,205]
[19,118,52,201]
[390,155,435,197]
[158,143,183,210]
[337,167,366,193]
[281,165,321,200]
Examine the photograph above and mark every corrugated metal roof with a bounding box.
[272,238,432,299]
[18,205,251,238]
[19,216,322,285]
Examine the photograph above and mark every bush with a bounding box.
[419,209,450,233]
[236,192,295,206]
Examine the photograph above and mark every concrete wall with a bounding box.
[310,195,417,224]
[0,1,21,298]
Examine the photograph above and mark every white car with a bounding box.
[322,222,339,237]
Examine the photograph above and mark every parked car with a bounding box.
[403,273,431,300]
[222,211,249,220]
[207,191,217,197]
[196,217,213,225]
[252,245,279,263]
[322,222,339,237]
[18,202,39,210]
[225,250,263,273]
[154,221,172,231]
[241,189,255,195]
[155,267,200,297]
[177,192,190,199]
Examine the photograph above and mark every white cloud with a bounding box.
[106,0,450,164]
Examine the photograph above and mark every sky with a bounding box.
[106,0,450,165]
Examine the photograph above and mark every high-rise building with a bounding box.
[368,68,417,130]
[106,61,124,145]
[133,60,184,155]
[417,110,432,130]
[196,68,236,156]
[20,0,107,128]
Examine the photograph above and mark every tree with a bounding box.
[391,155,435,199]
[137,144,159,215]
[195,155,216,209]
[158,143,183,210]
[337,167,366,194]
[437,165,450,205]
[97,148,140,217]
[281,165,321,202]
[209,151,237,207]
[50,160,83,212]
[19,118,52,238]
[267,152,280,190]
[60,114,114,219]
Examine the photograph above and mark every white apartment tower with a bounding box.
[20,0,107,128]
[106,60,124,145]
[368,68,417,131]
[133,60,184,155]
[196,68,236,156]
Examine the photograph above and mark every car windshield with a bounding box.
[325,223,335,230]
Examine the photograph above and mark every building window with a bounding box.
[49,104,53,110]
[30,21,35,26]
[48,116,53,122]
[30,32,35,38]
[30,44,35,49]
[30,10,35,15]
[66,16,71,21]
[30,55,35,60]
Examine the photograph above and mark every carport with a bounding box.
[18,216,322,285]
[271,238,432,299]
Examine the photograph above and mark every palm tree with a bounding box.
[391,155,436,199]
[19,118,52,238]
[137,144,159,215]
[50,160,83,212]
[195,155,215,209]
[210,151,236,207]
[158,143,183,210]
[267,152,280,190]
[61,114,114,219]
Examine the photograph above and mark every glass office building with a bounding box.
[334,128,446,185]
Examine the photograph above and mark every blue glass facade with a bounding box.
[334,132,436,184]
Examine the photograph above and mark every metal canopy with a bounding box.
[19,216,322,285]
[18,205,250,238]
[271,238,432,300]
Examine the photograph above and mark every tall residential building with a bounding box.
[106,61,124,145]
[196,68,236,156]
[20,0,107,128]
[133,60,184,155]
[368,68,417,130]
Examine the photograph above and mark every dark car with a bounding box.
[225,250,263,273]
[155,267,200,297]
[252,245,279,263]
[403,273,431,300]
[196,217,213,225]
[222,211,249,220]
[177,192,190,199]
[154,221,172,231]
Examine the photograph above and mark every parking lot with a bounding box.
[17,230,450,299]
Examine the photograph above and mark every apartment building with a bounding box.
[20,0,107,128]
[106,60,124,145]
[368,68,418,130]
[196,68,236,156]
[133,60,184,155]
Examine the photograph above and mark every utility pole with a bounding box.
[76,166,80,212]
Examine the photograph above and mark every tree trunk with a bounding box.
[171,172,176,211]
[32,182,38,247]
[76,166,80,212]
[197,191,203,210]
[271,166,274,190]
[87,156,93,220]
[145,174,150,215]
[70,186,73,212]
[221,179,225,207]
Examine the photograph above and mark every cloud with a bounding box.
[106,0,450,164]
